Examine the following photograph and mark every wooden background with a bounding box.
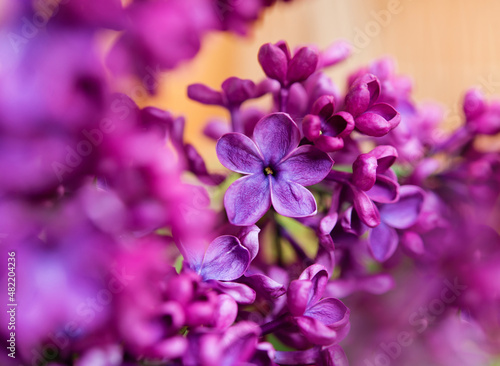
[145,0,500,167]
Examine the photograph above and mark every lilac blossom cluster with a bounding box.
[1,1,500,366]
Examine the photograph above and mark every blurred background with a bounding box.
[142,0,500,168]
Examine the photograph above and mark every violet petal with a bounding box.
[345,74,380,117]
[314,135,344,152]
[188,83,224,105]
[277,145,333,186]
[304,298,350,328]
[311,95,335,118]
[368,222,399,262]
[253,113,300,165]
[366,174,399,203]
[288,279,313,316]
[319,39,352,68]
[379,185,425,229]
[302,114,322,141]
[258,43,287,85]
[298,264,329,304]
[216,132,264,174]
[212,294,238,330]
[210,281,257,304]
[295,316,339,346]
[224,174,271,226]
[243,272,286,299]
[350,185,381,227]
[287,46,319,84]
[352,154,378,191]
[238,225,261,261]
[270,179,317,218]
[199,235,251,281]
[356,103,400,137]
[221,77,256,106]
[319,345,349,366]
[369,145,398,173]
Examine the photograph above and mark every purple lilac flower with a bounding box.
[302,95,355,152]
[258,41,319,88]
[188,76,275,133]
[216,113,333,225]
[369,185,425,261]
[344,73,401,137]
[286,265,350,347]
[463,87,500,135]
[179,226,260,304]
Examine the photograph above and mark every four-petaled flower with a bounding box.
[216,113,334,226]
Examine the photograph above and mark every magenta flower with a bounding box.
[216,113,333,225]
[258,41,319,87]
[369,185,425,261]
[287,265,350,346]
[345,73,401,137]
[302,95,355,152]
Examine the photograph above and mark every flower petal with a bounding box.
[366,174,399,203]
[352,154,378,191]
[277,145,333,186]
[379,185,425,229]
[216,133,263,174]
[312,95,335,119]
[302,114,322,141]
[220,322,260,366]
[153,335,188,359]
[295,316,339,346]
[355,103,400,137]
[288,280,313,316]
[304,298,350,328]
[320,39,352,68]
[199,235,251,281]
[270,179,317,218]
[253,113,300,165]
[287,46,319,84]
[237,225,260,261]
[243,272,286,299]
[210,281,256,304]
[298,264,329,305]
[221,77,256,106]
[314,135,344,152]
[350,185,381,228]
[187,83,224,105]
[258,43,288,85]
[368,222,399,262]
[212,294,238,330]
[224,174,271,226]
[368,145,398,173]
[345,74,380,116]
[319,345,349,366]
[400,231,425,257]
